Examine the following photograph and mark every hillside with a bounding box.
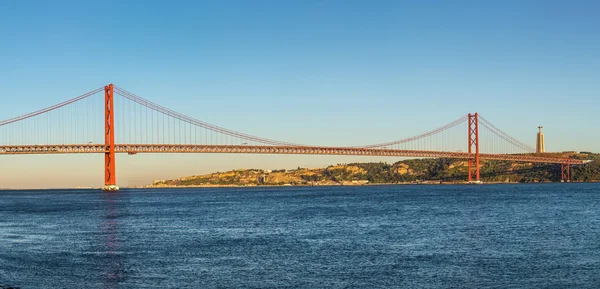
[149,152,600,187]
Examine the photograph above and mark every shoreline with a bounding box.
[0,181,597,191]
[136,180,595,189]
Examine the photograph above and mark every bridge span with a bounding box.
[0,144,587,166]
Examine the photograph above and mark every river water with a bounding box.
[1,184,600,288]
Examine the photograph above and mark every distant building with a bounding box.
[536,126,545,153]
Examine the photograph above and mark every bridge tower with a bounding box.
[103,84,119,191]
[467,113,480,183]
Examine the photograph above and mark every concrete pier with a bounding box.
[102,185,120,192]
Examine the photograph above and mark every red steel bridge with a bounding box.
[0,84,588,190]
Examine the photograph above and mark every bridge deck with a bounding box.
[0,144,587,165]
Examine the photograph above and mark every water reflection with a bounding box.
[101,193,124,289]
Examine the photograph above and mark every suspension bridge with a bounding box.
[0,84,588,191]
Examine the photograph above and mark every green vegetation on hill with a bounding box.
[149,153,600,187]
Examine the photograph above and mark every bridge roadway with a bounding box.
[0,144,587,165]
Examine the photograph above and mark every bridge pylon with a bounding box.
[467,113,481,183]
[561,162,571,182]
[103,84,119,191]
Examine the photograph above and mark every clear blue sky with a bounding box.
[0,0,599,188]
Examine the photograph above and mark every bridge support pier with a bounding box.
[103,185,120,191]
[561,162,571,183]
[103,84,119,192]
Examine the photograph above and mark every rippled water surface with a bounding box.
[1,184,600,288]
